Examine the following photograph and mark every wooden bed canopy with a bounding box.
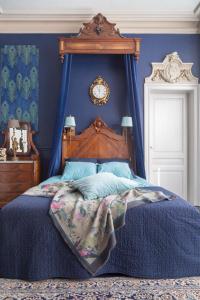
[59,13,141,60]
[62,117,135,171]
[60,14,138,173]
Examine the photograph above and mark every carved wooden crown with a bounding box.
[78,13,122,39]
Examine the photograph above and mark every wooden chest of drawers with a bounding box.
[0,159,40,207]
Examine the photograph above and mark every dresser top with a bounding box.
[0,160,34,164]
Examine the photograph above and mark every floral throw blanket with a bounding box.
[24,182,171,274]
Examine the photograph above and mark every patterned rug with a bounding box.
[0,276,200,300]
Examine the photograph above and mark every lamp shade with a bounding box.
[121,116,133,127]
[8,119,20,128]
[64,116,76,128]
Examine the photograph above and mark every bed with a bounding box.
[0,118,200,281]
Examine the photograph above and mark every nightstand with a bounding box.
[0,158,40,207]
[0,121,40,207]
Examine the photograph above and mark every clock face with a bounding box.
[92,84,107,99]
[89,76,110,106]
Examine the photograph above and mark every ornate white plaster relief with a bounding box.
[145,52,198,84]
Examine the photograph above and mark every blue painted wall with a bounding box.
[0,34,199,179]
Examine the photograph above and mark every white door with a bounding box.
[148,91,187,199]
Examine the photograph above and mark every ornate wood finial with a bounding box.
[78,13,122,39]
[93,117,106,133]
[91,117,116,134]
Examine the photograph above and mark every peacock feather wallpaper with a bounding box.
[0,45,39,130]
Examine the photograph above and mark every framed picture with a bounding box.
[6,122,32,156]
[9,127,28,153]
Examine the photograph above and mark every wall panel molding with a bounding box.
[0,10,199,33]
[195,3,200,32]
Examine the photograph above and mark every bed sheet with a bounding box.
[0,186,200,280]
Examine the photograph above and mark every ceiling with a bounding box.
[0,0,199,33]
[0,0,199,13]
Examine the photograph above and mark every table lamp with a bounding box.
[64,116,76,137]
[121,116,133,143]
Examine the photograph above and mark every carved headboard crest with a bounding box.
[92,117,114,133]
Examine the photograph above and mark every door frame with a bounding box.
[144,83,199,205]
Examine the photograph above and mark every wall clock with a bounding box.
[89,76,110,105]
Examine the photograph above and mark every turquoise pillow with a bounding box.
[40,176,63,187]
[71,172,139,200]
[62,161,97,181]
[98,161,133,179]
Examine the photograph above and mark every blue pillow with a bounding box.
[40,176,63,186]
[98,161,133,179]
[71,172,139,200]
[62,161,97,181]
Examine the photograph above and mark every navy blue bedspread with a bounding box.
[0,186,200,280]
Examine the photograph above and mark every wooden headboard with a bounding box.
[62,117,135,171]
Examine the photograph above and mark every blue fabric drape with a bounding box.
[48,54,72,177]
[124,54,146,178]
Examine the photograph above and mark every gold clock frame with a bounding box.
[89,76,110,106]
